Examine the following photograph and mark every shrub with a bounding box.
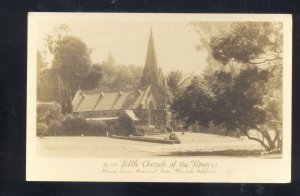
[132,126,145,136]
[118,116,135,136]
[37,122,48,137]
[135,125,148,134]
[135,125,164,135]
[85,121,108,136]
[166,126,173,132]
[135,125,154,135]
[37,102,63,125]
[37,102,64,136]
[48,120,63,136]
[60,115,89,135]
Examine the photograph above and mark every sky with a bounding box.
[37,21,208,74]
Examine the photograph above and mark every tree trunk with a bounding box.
[273,129,282,150]
[256,127,281,152]
[241,129,271,151]
[258,129,276,150]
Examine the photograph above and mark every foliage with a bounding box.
[36,122,48,137]
[58,115,89,135]
[118,116,135,136]
[208,22,283,151]
[37,51,47,73]
[183,21,283,151]
[86,121,109,136]
[55,75,73,114]
[36,102,63,136]
[166,70,184,96]
[210,22,283,65]
[37,102,64,125]
[37,69,56,102]
[49,35,102,96]
[96,62,142,90]
[192,22,283,74]
[165,126,173,132]
[80,65,103,90]
[134,125,151,135]
[46,114,109,136]
[191,22,232,74]
[134,125,164,135]
[173,67,281,151]
[48,119,63,136]
[172,76,215,127]
[37,68,73,113]
[38,25,102,112]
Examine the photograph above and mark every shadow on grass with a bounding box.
[158,149,278,158]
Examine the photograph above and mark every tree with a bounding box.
[191,22,232,74]
[172,76,215,128]
[37,51,55,101]
[80,65,103,90]
[96,55,142,90]
[173,67,280,151]
[166,70,184,96]
[178,22,283,151]
[45,25,102,97]
[209,22,283,151]
[55,75,73,114]
[37,68,56,102]
[192,22,282,74]
[210,22,282,65]
[37,51,47,73]
[50,36,92,95]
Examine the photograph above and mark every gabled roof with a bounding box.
[72,86,152,112]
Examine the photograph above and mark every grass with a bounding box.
[159,149,263,157]
[36,132,281,158]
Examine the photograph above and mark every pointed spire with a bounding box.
[145,28,157,69]
[141,28,159,86]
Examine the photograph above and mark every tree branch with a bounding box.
[265,53,282,59]
[249,57,283,65]
[241,130,270,150]
[266,63,282,73]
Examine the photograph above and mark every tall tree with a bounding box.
[46,25,102,96]
[37,50,56,102]
[96,54,142,90]
[209,22,283,150]
[50,35,92,95]
[173,67,280,151]
[37,50,47,73]
[174,22,284,151]
[210,22,282,65]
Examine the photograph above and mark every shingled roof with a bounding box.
[72,86,153,112]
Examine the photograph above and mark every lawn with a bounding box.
[37,132,280,158]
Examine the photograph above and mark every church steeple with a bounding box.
[141,29,159,87]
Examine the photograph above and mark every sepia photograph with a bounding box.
[27,13,291,182]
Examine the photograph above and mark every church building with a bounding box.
[72,30,169,128]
